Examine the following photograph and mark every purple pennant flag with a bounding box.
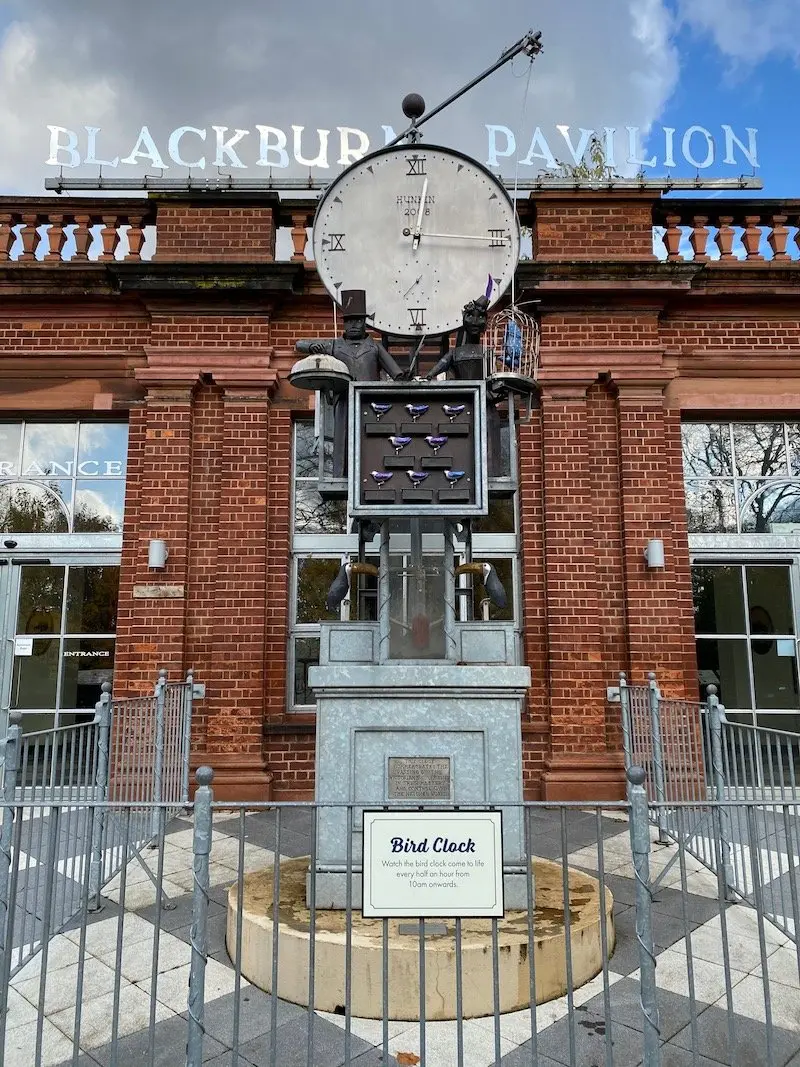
[485,274,494,301]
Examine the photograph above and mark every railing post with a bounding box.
[648,672,669,844]
[88,683,112,909]
[187,766,213,1067]
[619,671,632,774]
[150,669,167,841]
[628,766,661,1067]
[0,712,22,978]
[706,685,735,899]
[180,669,194,804]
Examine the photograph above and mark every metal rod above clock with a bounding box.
[383,29,544,148]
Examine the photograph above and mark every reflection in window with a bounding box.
[683,422,800,533]
[13,638,60,709]
[293,636,320,706]
[18,566,65,634]
[693,563,800,711]
[74,481,126,533]
[66,566,119,633]
[0,420,128,534]
[0,482,70,534]
[60,638,115,709]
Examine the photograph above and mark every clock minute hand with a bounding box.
[411,177,428,251]
[421,230,511,243]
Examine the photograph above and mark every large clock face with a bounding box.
[313,144,520,337]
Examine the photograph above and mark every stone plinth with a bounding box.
[307,662,531,909]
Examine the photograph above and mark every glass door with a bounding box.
[0,555,119,740]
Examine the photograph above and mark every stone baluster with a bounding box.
[18,214,41,261]
[290,212,309,261]
[0,213,15,261]
[689,215,710,262]
[99,215,121,260]
[125,215,145,261]
[742,215,763,260]
[662,214,683,261]
[72,214,92,261]
[768,214,790,261]
[44,214,67,262]
[715,216,735,259]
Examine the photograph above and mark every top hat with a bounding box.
[341,290,367,318]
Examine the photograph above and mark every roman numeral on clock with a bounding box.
[406,156,426,176]
[408,307,426,329]
[324,233,345,252]
[488,229,507,247]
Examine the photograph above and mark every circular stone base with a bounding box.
[227,858,614,1021]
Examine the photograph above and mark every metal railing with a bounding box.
[0,668,194,976]
[620,671,800,943]
[2,775,800,1066]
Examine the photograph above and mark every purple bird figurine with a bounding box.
[444,469,465,487]
[442,404,465,422]
[405,403,429,422]
[425,435,448,454]
[370,402,392,421]
[371,471,393,485]
[388,435,412,454]
[406,470,429,488]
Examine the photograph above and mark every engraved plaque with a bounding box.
[387,756,451,801]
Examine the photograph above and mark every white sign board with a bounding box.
[14,636,33,657]
[362,810,504,918]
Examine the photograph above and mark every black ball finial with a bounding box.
[402,93,426,122]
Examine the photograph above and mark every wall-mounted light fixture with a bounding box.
[644,538,665,569]
[147,539,169,569]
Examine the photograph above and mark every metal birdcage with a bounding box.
[483,307,540,397]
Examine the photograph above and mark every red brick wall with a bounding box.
[154,202,277,262]
[532,193,655,260]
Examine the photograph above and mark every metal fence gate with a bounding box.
[0,668,194,977]
[620,671,800,945]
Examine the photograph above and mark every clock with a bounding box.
[312,144,520,337]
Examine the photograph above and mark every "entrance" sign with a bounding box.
[362,810,504,918]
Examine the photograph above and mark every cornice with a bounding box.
[135,346,278,391]
[107,261,305,297]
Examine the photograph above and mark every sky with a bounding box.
[0,0,797,196]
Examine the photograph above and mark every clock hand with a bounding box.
[403,275,423,298]
[418,230,512,243]
[411,177,428,252]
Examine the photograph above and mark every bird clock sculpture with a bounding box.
[289,105,525,645]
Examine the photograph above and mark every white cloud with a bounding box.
[676,0,800,66]
[0,0,683,191]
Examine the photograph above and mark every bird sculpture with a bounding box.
[425,435,448,454]
[406,470,429,488]
[325,560,380,612]
[388,435,412,454]
[370,402,392,420]
[454,561,507,609]
[371,470,394,485]
[442,404,466,422]
[405,403,429,422]
[444,469,465,487]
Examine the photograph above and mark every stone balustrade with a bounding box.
[0,198,157,262]
[652,199,800,263]
[2,194,800,267]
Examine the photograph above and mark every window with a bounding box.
[288,421,520,710]
[682,422,800,533]
[693,563,800,717]
[0,421,128,534]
